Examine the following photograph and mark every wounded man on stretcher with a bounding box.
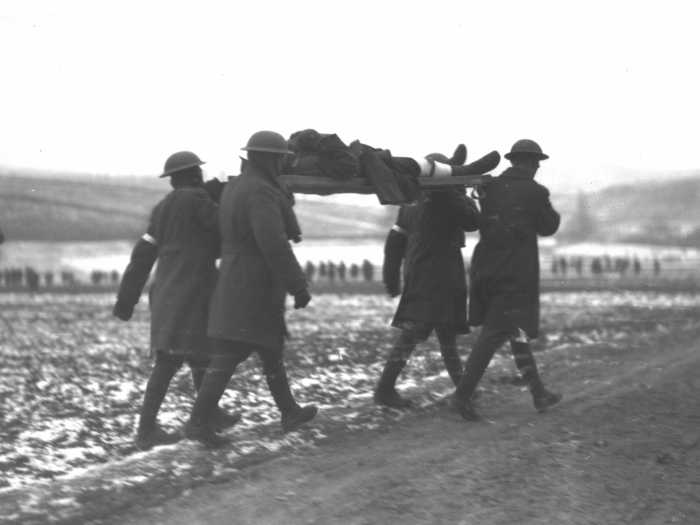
[279,128,501,204]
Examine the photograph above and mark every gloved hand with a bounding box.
[293,289,311,309]
[385,281,400,298]
[112,301,134,321]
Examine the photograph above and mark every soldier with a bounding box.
[185,131,317,447]
[113,151,239,450]
[452,139,562,420]
[375,146,480,408]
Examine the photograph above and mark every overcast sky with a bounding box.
[1,0,698,193]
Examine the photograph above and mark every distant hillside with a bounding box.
[0,170,394,241]
[3,168,699,244]
[556,172,700,245]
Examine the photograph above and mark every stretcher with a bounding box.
[278,173,492,195]
[279,149,500,196]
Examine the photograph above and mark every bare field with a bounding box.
[1,291,700,523]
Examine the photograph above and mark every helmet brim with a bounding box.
[241,146,294,155]
[159,161,206,177]
[504,152,549,161]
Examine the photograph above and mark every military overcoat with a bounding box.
[468,167,560,338]
[207,165,307,351]
[392,190,479,332]
[147,187,219,355]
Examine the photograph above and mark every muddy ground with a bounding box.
[103,322,700,525]
[1,292,700,524]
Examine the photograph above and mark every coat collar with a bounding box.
[243,162,282,188]
[241,162,294,202]
[501,166,535,180]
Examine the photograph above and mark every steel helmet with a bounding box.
[241,130,293,155]
[504,139,549,161]
[159,151,205,178]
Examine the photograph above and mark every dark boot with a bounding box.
[263,357,318,431]
[183,420,231,449]
[191,361,238,428]
[281,405,318,433]
[373,388,412,409]
[374,334,413,408]
[186,363,237,447]
[450,394,480,421]
[211,406,242,431]
[135,425,181,451]
[533,389,562,412]
[510,342,561,411]
[137,356,180,442]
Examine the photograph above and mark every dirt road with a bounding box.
[103,326,700,525]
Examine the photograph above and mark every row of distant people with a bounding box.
[304,259,375,282]
[0,268,120,290]
[550,256,662,277]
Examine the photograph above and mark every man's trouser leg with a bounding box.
[188,342,250,428]
[436,327,463,387]
[189,358,207,392]
[509,340,545,397]
[138,352,184,436]
[258,347,298,415]
[376,329,418,394]
[455,324,511,402]
[258,346,318,432]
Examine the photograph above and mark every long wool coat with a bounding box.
[391,190,479,332]
[468,167,560,338]
[148,187,219,355]
[207,165,307,351]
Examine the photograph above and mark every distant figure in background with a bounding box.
[452,139,562,420]
[90,270,104,286]
[349,263,360,280]
[633,257,642,276]
[603,255,612,273]
[0,225,5,244]
[653,258,662,276]
[318,261,327,279]
[304,261,316,282]
[110,270,120,285]
[558,256,568,277]
[61,271,75,287]
[550,258,559,275]
[338,261,347,281]
[327,261,336,283]
[573,257,583,277]
[44,271,54,288]
[25,267,40,292]
[113,151,239,451]
[591,257,603,276]
[361,259,374,282]
[376,145,479,408]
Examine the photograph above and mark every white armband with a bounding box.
[141,233,157,245]
[391,224,407,235]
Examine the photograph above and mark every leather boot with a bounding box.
[135,425,181,451]
[450,394,480,421]
[374,336,413,408]
[183,419,231,449]
[281,405,318,433]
